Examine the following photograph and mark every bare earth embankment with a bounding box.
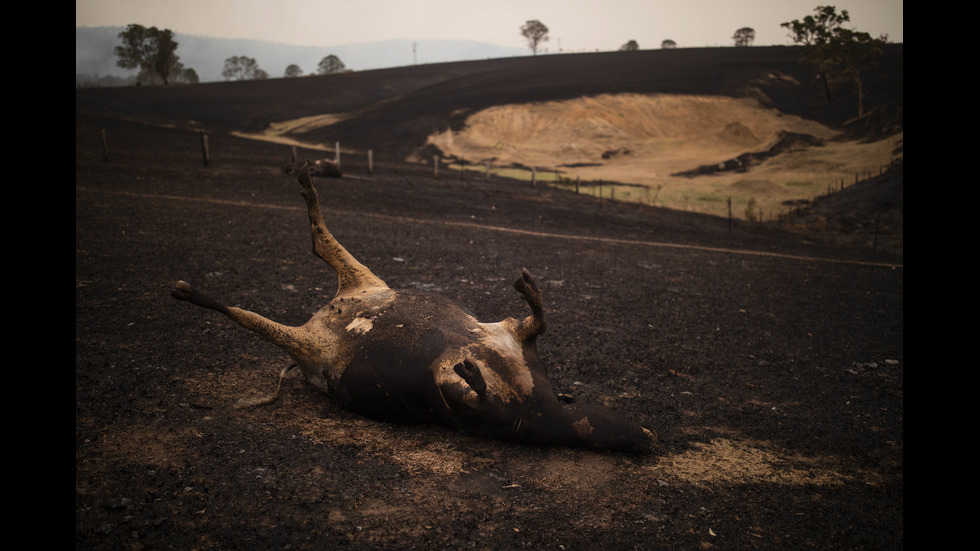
[423,92,901,221]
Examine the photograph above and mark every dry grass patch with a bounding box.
[424,93,901,219]
[649,437,875,488]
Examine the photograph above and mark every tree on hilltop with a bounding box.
[114,24,155,83]
[782,5,888,116]
[317,55,347,74]
[781,5,851,105]
[520,20,549,55]
[661,39,677,49]
[781,5,850,46]
[620,40,639,51]
[114,24,182,85]
[222,56,267,80]
[179,67,199,84]
[149,28,179,84]
[284,64,303,78]
[732,27,755,47]
[825,28,887,116]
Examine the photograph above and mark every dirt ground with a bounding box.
[76,109,902,550]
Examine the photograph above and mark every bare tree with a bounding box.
[520,20,549,55]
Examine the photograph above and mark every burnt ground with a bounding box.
[76,109,902,550]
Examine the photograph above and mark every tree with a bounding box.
[781,5,850,46]
[826,28,886,116]
[520,20,549,55]
[150,28,179,84]
[114,24,181,85]
[782,5,886,115]
[782,6,850,106]
[620,40,639,51]
[114,24,155,81]
[732,27,755,47]
[222,56,265,80]
[179,67,199,84]
[317,55,346,74]
[661,39,677,49]
[284,64,303,78]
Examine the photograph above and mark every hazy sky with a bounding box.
[76,0,903,52]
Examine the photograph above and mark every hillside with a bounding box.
[77,45,903,231]
[76,45,902,151]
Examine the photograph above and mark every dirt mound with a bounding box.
[718,121,758,145]
[673,131,827,177]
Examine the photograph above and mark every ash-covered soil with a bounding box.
[76,112,902,550]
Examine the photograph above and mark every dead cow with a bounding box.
[282,158,342,178]
[172,163,656,453]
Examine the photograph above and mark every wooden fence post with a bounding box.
[335,142,341,169]
[575,176,580,194]
[291,145,297,165]
[727,197,733,233]
[200,131,210,166]
[433,155,439,179]
[101,129,109,162]
[367,149,373,174]
[873,214,881,251]
[531,167,536,188]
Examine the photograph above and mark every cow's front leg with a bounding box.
[513,268,546,340]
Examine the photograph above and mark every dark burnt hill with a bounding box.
[76,45,903,160]
[75,57,522,132]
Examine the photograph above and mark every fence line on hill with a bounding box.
[95,128,898,235]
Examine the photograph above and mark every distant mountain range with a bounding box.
[76,26,530,83]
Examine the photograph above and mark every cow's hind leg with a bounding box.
[172,281,308,406]
[298,163,388,294]
[172,281,307,356]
